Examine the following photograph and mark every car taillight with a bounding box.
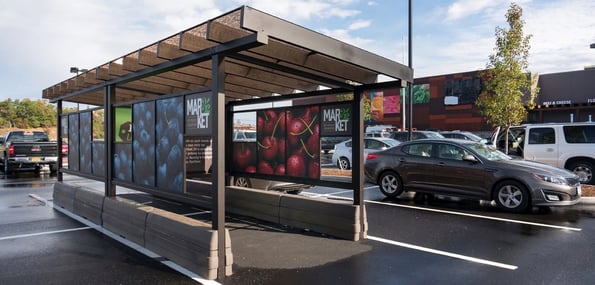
[61,144,68,154]
[8,145,15,156]
[366,153,379,160]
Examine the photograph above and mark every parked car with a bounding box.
[391,130,444,141]
[440,131,487,144]
[332,137,400,170]
[321,136,351,153]
[364,139,581,212]
[0,130,59,174]
[233,130,257,142]
[490,123,595,184]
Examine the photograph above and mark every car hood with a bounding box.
[497,159,576,177]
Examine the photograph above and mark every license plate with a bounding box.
[31,157,41,162]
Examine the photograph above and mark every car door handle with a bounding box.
[438,162,446,166]
[546,148,554,152]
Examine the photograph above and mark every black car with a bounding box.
[364,139,581,212]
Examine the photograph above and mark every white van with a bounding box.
[492,122,595,184]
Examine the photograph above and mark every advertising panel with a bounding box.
[185,92,212,136]
[115,106,132,142]
[156,97,184,192]
[185,136,213,175]
[231,105,322,180]
[321,103,352,136]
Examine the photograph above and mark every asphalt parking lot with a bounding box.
[1,170,594,285]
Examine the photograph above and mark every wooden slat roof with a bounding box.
[42,6,413,106]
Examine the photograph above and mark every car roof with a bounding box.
[399,138,476,145]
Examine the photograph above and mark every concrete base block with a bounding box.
[102,197,153,246]
[279,195,366,241]
[145,208,232,280]
[53,182,80,212]
[226,186,282,223]
[73,188,105,225]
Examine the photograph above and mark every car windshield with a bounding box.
[463,141,511,161]
[463,132,484,141]
[424,132,445,139]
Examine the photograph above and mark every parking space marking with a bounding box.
[367,235,518,270]
[0,226,92,241]
[365,199,582,231]
[302,191,582,232]
[25,193,218,284]
[51,204,220,285]
[183,211,211,217]
[304,189,352,198]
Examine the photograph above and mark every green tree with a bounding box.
[476,3,539,153]
[0,99,18,128]
[0,99,58,129]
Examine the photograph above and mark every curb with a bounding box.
[580,196,595,204]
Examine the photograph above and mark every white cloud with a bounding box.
[445,0,504,21]
[349,19,371,30]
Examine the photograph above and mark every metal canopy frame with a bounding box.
[44,6,413,280]
[43,6,412,105]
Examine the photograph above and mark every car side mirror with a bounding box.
[462,154,477,162]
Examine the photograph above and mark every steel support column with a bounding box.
[407,0,414,140]
[352,87,365,240]
[104,85,116,197]
[211,54,227,279]
[56,100,63,182]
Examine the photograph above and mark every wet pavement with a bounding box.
[1,171,595,284]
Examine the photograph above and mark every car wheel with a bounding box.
[568,160,593,185]
[234,176,251,188]
[338,157,351,170]
[494,180,530,212]
[378,171,404,198]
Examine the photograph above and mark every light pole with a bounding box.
[69,67,88,111]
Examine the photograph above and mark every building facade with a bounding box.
[374,68,595,133]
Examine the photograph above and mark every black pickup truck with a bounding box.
[0,130,59,174]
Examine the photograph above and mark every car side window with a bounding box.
[345,141,352,147]
[403,143,432,157]
[437,144,468,160]
[528,128,555,144]
[563,125,595,143]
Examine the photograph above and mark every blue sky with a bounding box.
[0,0,593,102]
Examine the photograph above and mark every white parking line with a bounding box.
[0,227,92,241]
[304,191,582,232]
[367,235,518,270]
[364,199,582,232]
[51,204,219,285]
[26,194,219,285]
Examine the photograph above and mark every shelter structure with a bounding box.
[43,6,413,279]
